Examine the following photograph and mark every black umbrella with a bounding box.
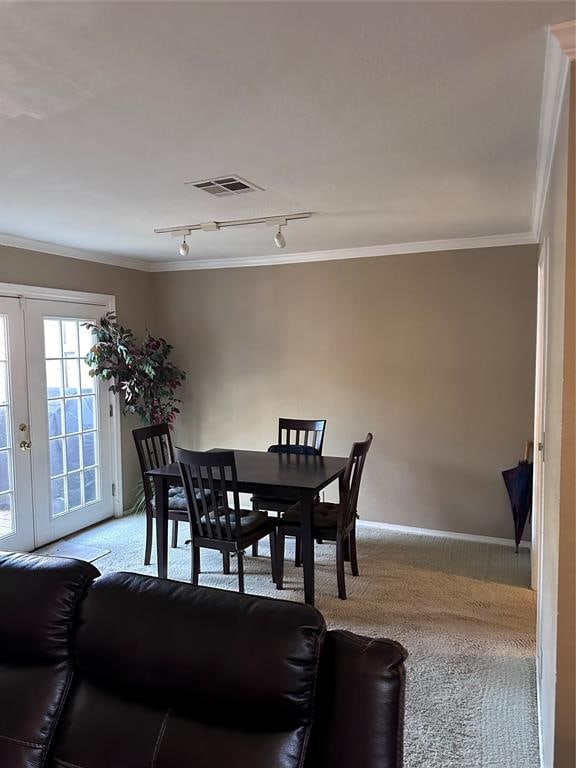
[502,441,533,553]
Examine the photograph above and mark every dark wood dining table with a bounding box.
[146,448,348,606]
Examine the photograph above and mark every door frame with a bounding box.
[532,240,549,593]
[0,282,123,524]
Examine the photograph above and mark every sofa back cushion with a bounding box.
[0,552,98,768]
[49,572,326,768]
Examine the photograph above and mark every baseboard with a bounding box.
[357,519,531,550]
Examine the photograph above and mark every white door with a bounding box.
[0,295,115,552]
[0,297,35,551]
[25,300,114,546]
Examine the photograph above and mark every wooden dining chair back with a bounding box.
[133,424,187,564]
[251,418,326,557]
[276,432,373,600]
[276,418,326,454]
[340,432,373,532]
[175,448,278,593]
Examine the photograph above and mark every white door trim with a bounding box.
[0,283,123,519]
[532,241,549,592]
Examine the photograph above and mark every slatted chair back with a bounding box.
[133,424,175,503]
[277,418,326,454]
[340,433,373,530]
[175,448,242,544]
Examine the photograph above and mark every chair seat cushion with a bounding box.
[217,509,272,534]
[267,444,320,456]
[152,486,220,513]
[283,502,340,529]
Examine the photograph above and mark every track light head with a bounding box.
[179,236,189,257]
[274,226,286,249]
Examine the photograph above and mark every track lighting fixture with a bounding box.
[274,225,286,249]
[154,212,312,257]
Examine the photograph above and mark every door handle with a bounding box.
[18,423,31,451]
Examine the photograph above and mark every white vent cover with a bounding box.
[186,175,262,197]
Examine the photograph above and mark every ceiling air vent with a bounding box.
[186,175,262,197]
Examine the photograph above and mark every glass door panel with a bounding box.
[26,299,113,546]
[0,297,34,551]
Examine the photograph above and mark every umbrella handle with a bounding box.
[524,440,534,462]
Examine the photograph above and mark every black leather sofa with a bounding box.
[0,552,407,768]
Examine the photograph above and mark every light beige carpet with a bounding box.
[55,517,537,768]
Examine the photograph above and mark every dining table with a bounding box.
[146,448,348,606]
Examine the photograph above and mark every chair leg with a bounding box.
[276,528,285,590]
[349,526,359,577]
[237,551,245,594]
[269,531,278,584]
[295,535,302,567]
[222,552,231,575]
[171,519,179,548]
[144,506,153,565]
[191,545,200,585]
[251,498,259,557]
[336,534,347,600]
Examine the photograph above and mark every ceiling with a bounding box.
[0,0,573,268]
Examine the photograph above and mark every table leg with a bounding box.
[301,490,315,606]
[155,476,169,579]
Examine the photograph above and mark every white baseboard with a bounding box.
[357,519,531,550]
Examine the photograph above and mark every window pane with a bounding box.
[44,320,62,358]
[66,434,81,472]
[80,360,95,394]
[0,406,8,449]
[84,467,97,504]
[64,359,80,396]
[0,451,11,493]
[0,493,13,538]
[82,431,96,467]
[46,360,63,398]
[50,438,64,477]
[79,323,94,358]
[48,400,64,438]
[67,472,82,509]
[0,362,7,405]
[82,396,96,430]
[51,477,66,515]
[64,398,80,434]
[0,318,6,361]
[62,321,79,358]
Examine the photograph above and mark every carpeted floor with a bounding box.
[55,516,537,768]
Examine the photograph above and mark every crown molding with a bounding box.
[0,233,150,272]
[551,20,576,61]
[532,27,571,240]
[147,231,537,272]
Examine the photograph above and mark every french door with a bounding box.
[0,295,114,551]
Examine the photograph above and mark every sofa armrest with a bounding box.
[306,630,407,768]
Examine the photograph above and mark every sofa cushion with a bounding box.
[0,552,99,768]
[50,571,326,768]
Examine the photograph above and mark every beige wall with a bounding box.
[0,245,154,505]
[537,62,574,768]
[152,244,537,540]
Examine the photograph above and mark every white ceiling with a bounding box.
[0,0,573,267]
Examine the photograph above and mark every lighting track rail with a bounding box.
[154,212,313,254]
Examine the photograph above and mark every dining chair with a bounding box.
[175,448,279,593]
[276,432,373,600]
[133,424,187,565]
[133,424,225,569]
[251,418,326,557]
